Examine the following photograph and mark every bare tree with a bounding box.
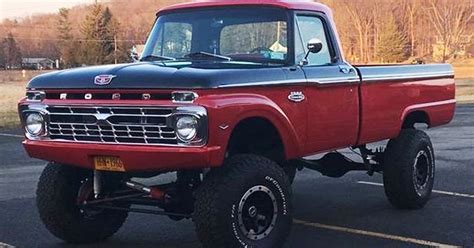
[342,0,374,63]
[426,0,474,62]
[399,0,421,57]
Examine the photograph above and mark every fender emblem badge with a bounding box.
[288,91,305,103]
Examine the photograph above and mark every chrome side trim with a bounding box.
[218,77,361,88]
[315,77,360,84]
[362,71,454,82]
[219,65,453,88]
[218,79,307,88]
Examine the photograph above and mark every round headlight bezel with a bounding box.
[25,112,45,136]
[175,115,199,143]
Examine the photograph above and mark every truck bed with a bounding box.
[355,64,456,145]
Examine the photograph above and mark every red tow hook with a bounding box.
[125,181,166,201]
[149,187,165,200]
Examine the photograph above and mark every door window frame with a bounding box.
[293,11,343,67]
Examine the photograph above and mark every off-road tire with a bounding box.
[194,154,292,248]
[36,163,128,244]
[383,129,435,209]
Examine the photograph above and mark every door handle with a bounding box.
[339,65,354,74]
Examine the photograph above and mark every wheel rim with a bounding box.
[237,185,278,240]
[413,150,431,195]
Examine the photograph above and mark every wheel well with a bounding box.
[402,111,430,129]
[227,117,285,162]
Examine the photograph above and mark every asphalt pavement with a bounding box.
[0,104,473,248]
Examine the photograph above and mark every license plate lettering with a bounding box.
[94,156,125,172]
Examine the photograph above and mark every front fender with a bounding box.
[197,93,302,162]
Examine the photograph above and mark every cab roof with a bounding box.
[158,0,332,15]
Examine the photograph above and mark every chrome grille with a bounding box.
[46,106,178,145]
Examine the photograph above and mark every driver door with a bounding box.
[295,13,360,154]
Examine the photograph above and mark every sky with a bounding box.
[0,0,95,20]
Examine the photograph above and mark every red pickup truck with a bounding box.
[19,1,455,247]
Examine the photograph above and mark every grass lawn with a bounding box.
[0,81,25,128]
[456,79,474,103]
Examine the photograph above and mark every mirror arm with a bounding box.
[298,59,308,67]
[298,51,311,67]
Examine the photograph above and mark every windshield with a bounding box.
[142,7,289,65]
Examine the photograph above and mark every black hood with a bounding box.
[27,62,301,90]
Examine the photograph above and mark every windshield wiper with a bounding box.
[184,51,231,61]
[140,55,176,62]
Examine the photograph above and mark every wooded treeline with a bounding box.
[0,0,472,69]
[0,0,187,69]
[322,0,473,63]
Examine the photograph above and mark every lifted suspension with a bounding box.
[291,146,384,178]
[80,172,200,220]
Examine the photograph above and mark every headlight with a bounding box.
[176,116,198,142]
[25,112,44,136]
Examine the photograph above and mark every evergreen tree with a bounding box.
[80,4,119,65]
[102,7,120,64]
[58,8,77,68]
[376,14,408,63]
[2,33,22,69]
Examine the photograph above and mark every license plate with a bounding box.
[94,156,125,172]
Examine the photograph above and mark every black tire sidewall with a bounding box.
[383,129,435,209]
[194,154,292,248]
[37,163,128,243]
[228,171,292,248]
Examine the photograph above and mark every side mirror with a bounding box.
[307,38,323,54]
[130,46,140,63]
[130,51,139,63]
[299,38,323,66]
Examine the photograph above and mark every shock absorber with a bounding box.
[93,170,102,199]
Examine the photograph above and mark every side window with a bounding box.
[295,15,332,66]
[154,22,192,58]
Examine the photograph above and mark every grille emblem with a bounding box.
[94,113,111,126]
[60,93,67,100]
[288,91,305,103]
[85,93,92,100]
[94,74,116,85]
